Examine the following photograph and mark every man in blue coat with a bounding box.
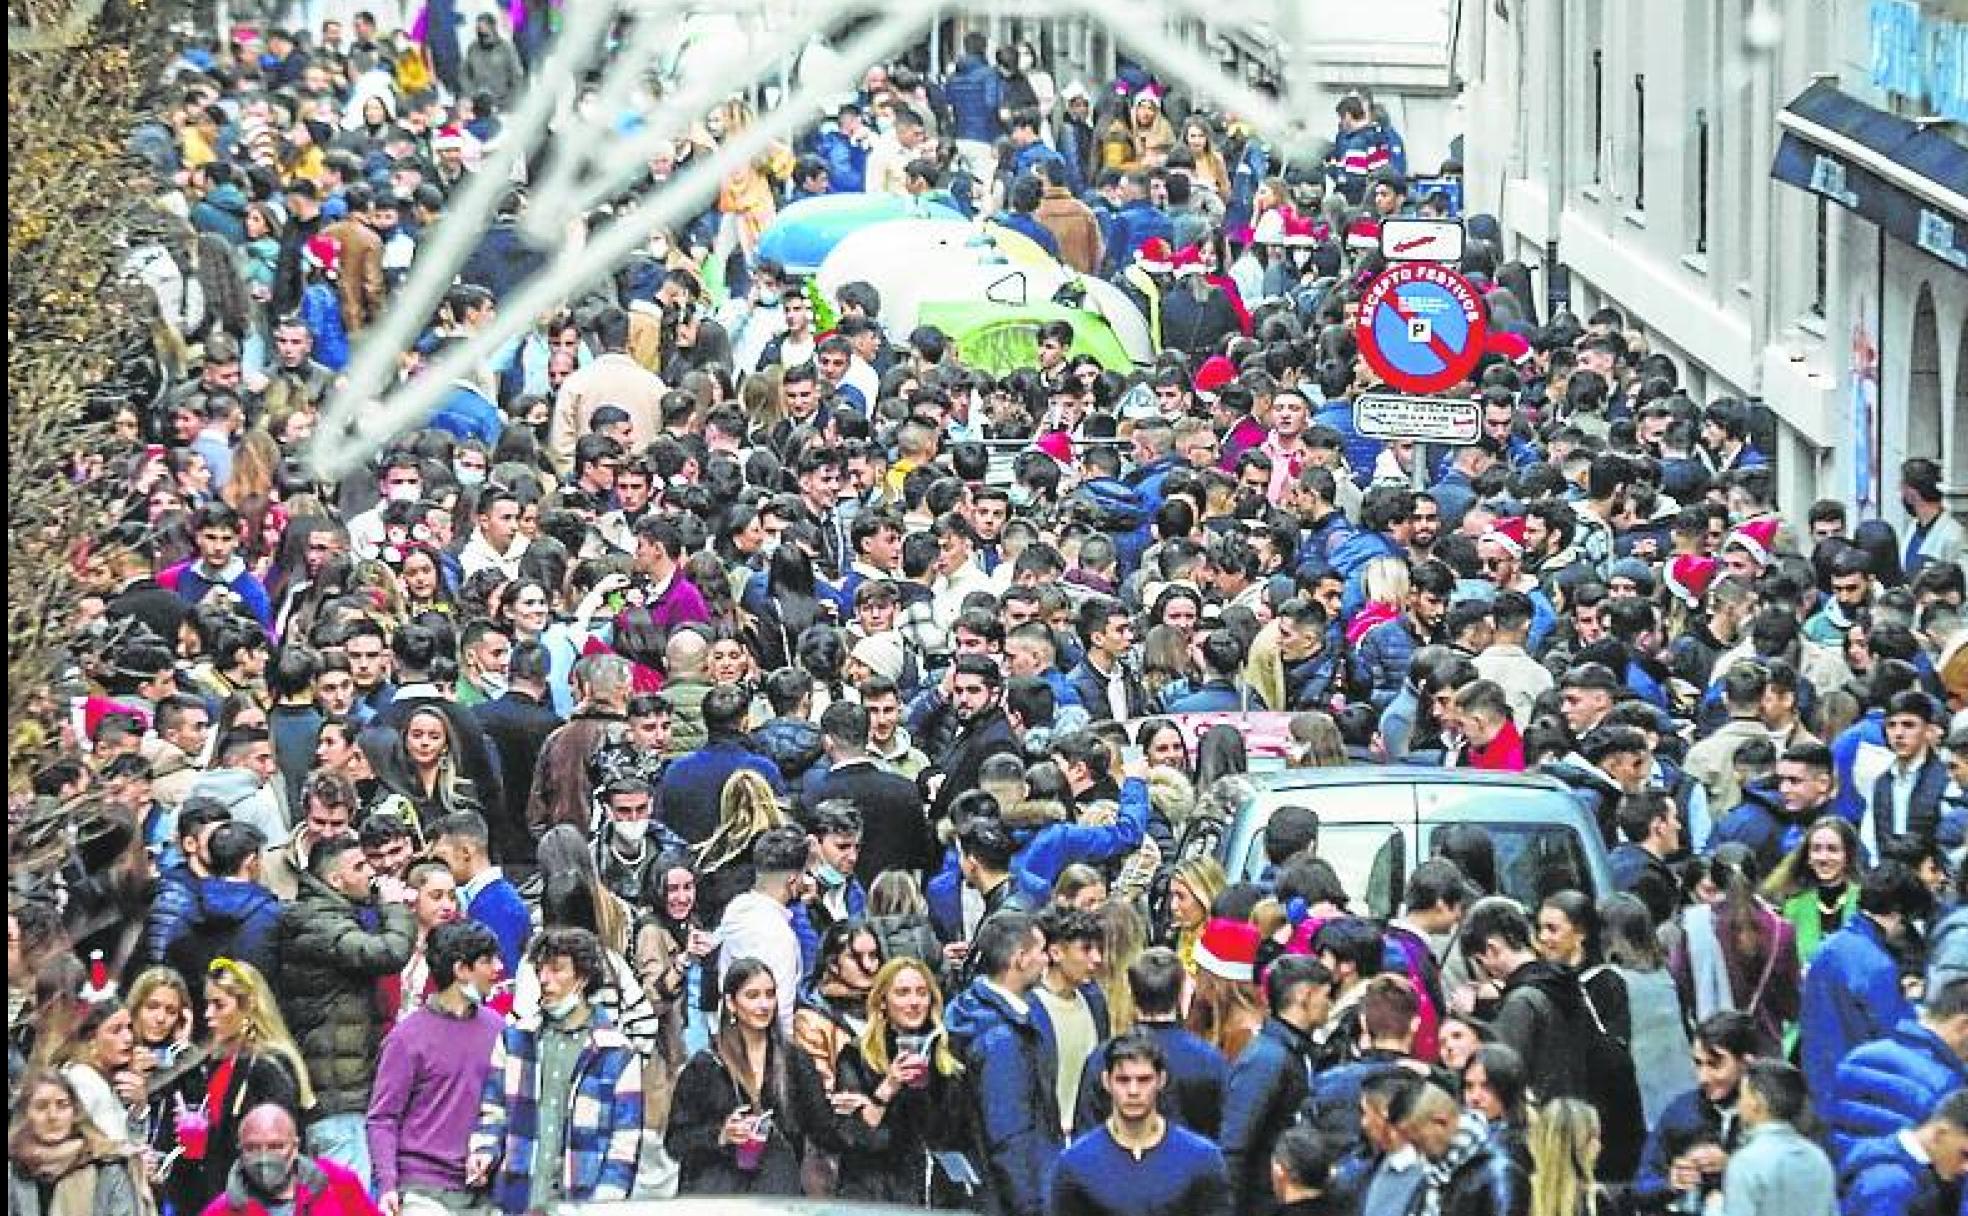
[945,911,1058,1216]
[1800,861,1930,1098]
[1221,955,1334,1216]
[942,32,1004,175]
[1824,979,1968,1161]
[808,102,871,193]
[1332,486,1415,620]
[1836,1090,1968,1216]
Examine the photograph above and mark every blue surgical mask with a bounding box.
[453,462,486,487]
[814,862,848,890]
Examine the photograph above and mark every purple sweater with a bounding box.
[366,1000,504,1195]
[641,570,710,635]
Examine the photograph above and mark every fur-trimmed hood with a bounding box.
[1003,797,1070,832]
[1146,765,1197,828]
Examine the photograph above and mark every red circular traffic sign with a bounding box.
[1355,263,1490,395]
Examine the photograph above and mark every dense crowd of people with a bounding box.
[8,9,1968,1216]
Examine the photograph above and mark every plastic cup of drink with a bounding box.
[176,1108,210,1160]
[896,1033,931,1089]
[735,1116,769,1171]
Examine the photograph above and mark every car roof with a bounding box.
[1250,766,1577,796]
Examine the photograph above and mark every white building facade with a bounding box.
[1456,0,1967,520]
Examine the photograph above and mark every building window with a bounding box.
[1633,73,1646,210]
[1591,50,1605,185]
[1812,196,1829,317]
[1693,108,1709,254]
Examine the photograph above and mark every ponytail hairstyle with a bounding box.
[1698,842,1771,962]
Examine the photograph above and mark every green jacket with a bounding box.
[274,873,414,1115]
[1781,883,1859,967]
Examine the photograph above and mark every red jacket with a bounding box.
[1467,719,1526,772]
[199,1157,380,1216]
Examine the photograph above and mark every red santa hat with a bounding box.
[1281,210,1320,248]
[1725,517,1780,568]
[1171,243,1207,277]
[1346,217,1382,252]
[1664,553,1719,610]
[1031,430,1075,468]
[1484,516,1528,558]
[433,124,467,153]
[1193,354,1237,401]
[1134,237,1175,274]
[303,233,341,276]
[1194,917,1261,984]
[1485,329,1535,366]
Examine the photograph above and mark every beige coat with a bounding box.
[547,352,666,475]
[1683,716,1778,817]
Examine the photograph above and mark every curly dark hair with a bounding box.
[527,925,606,994]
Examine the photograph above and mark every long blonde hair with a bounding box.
[857,958,961,1079]
[1096,900,1149,1034]
[401,705,472,818]
[205,958,316,1109]
[1529,1098,1602,1216]
[1362,556,1411,610]
[1169,856,1227,963]
[694,769,786,873]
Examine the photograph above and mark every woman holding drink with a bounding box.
[830,957,990,1208]
[667,958,838,1197]
[149,959,309,1215]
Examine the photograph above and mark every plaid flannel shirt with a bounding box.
[469,1006,644,1214]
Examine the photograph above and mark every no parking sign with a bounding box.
[1355,263,1489,395]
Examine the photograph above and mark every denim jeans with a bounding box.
[304,1112,372,1193]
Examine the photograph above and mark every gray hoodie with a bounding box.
[188,765,290,846]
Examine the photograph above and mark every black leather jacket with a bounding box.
[1440,1138,1532,1216]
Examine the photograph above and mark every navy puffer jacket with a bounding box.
[942,55,1004,143]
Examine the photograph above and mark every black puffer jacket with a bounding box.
[274,873,414,1115]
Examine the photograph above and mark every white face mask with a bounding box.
[476,672,508,699]
[386,482,422,503]
[542,991,581,1020]
[612,818,650,845]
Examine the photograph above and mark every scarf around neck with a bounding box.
[13,1131,89,1181]
[1418,1111,1491,1216]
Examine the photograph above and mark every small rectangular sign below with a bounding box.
[1353,393,1482,444]
[1379,217,1467,263]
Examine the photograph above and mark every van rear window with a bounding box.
[1430,822,1593,906]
